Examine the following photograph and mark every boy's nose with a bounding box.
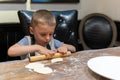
[46,35,51,41]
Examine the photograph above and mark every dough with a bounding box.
[25,62,53,74]
[51,58,63,63]
[25,62,44,69]
[34,67,53,74]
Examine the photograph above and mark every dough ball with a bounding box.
[51,58,63,63]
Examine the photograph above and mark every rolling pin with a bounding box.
[29,51,71,62]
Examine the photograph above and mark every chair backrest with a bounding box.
[18,10,78,50]
[79,13,117,50]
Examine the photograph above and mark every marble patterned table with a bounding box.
[0,47,120,80]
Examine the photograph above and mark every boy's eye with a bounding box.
[49,33,53,36]
[41,34,46,37]
[40,33,53,37]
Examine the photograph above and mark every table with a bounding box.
[0,47,120,80]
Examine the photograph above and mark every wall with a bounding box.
[98,0,120,21]
[0,0,120,23]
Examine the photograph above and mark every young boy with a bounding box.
[8,10,76,59]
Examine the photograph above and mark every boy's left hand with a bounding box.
[57,46,68,54]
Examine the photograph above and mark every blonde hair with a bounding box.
[31,10,56,28]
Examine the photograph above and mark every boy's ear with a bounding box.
[29,27,34,35]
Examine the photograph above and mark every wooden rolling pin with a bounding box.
[29,51,71,62]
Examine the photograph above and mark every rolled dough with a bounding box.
[25,62,53,74]
[34,67,53,74]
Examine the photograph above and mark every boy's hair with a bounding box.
[31,10,56,28]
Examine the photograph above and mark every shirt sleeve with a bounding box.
[17,36,29,46]
[54,39,64,49]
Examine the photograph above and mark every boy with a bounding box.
[8,10,76,59]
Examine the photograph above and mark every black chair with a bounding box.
[79,13,117,50]
[18,10,79,51]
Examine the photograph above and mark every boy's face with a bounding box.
[30,24,56,47]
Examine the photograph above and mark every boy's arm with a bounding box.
[8,44,40,57]
[57,44,76,53]
[65,44,76,52]
[8,44,56,57]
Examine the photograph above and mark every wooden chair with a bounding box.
[79,13,117,50]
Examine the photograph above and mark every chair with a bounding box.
[79,13,117,50]
[18,10,79,50]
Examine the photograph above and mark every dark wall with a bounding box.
[115,21,120,41]
[0,23,24,62]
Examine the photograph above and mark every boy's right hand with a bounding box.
[35,45,56,55]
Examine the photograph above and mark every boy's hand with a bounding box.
[36,45,56,55]
[57,46,68,54]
